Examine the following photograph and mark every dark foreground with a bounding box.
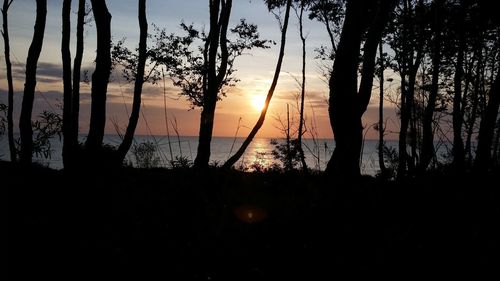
[5,161,500,279]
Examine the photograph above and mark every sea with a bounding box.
[0,135,402,176]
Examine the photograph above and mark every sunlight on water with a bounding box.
[241,138,275,171]
[0,135,416,176]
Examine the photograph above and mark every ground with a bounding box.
[5,161,500,279]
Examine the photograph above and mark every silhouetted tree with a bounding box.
[377,40,387,176]
[325,0,396,178]
[308,0,344,56]
[419,0,444,172]
[387,0,427,177]
[452,0,466,172]
[1,0,16,162]
[61,0,87,170]
[193,0,233,168]
[19,0,46,164]
[85,0,111,153]
[295,0,309,172]
[222,0,292,169]
[474,0,500,171]
[61,0,72,168]
[476,69,500,170]
[71,0,86,152]
[115,0,148,164]
[151,0,270,169]
[464,28,485,164]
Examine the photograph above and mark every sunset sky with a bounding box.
[0,0,399,139]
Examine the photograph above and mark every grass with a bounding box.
[5,161,500,279]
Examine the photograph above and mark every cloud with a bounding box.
[11,61,63,82]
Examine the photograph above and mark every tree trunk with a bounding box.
[397,0,424,178]
[378,41,387,176]
[326,0,394,178]
[492,117,500,164]
[85,0,111,151]
[398,69,409,177]
[61,0,72,168]
[222,0,292,169]
[465,80,479,162]
[1,0,16,162]
[419,0,443,172]
[70,0,85,157]
[297,1,308,172]
[452,1,465,172]
[19,0,46,164]
[475,72,500,171]
[397,0,410,178]
[325,0,365,178]
[194,0,221,168]
[116,0,147,164]
[194,0,233,169]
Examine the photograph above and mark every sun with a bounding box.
[251,94,266,111]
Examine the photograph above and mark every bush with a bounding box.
[270,138,301,171]
[132,141,161,168]
[169,155,192,169]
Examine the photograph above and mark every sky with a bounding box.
[0,0,400,139]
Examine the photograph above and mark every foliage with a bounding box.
[150,20,272,108]
[270,138,302,171]
[0,103,6,135]
[111,38,161,84]
[169,155,192,169]
[264,0,289,10]
[308,0,345,81]
[32,111,63,159]
[132,141,161,168]
[376,142,399,180]
[308,0,345,35]
[14,110,63,159]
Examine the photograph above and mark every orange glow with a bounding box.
[234,204,267,224]
[251,94,266,111]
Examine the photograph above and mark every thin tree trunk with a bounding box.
[194,0,232,169]
[116,0,148,164]
[397,0,424,178]
[61,0,72,168]
[1,0,16,162]
[407,0,424,173]
[378,41,387,175]
[475,72,500,170]
[222,0,292,169]
[322,10,337,54]
[492,117,500,164]
[419,0,443,172]
[286,103,292,170]
[19,0,46,164]
[297,1,308,172]
[357,0,395,114]
[70,0,85,155]
[86,0,111,151]
[465,81,479,162]
[407,65,419,171]
[398,70,409,177]
[452,1,465,172]
[397,0,410,178]
[162,70,174,162]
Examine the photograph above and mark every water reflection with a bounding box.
[0,135,403,175]
[240,138,275,172]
